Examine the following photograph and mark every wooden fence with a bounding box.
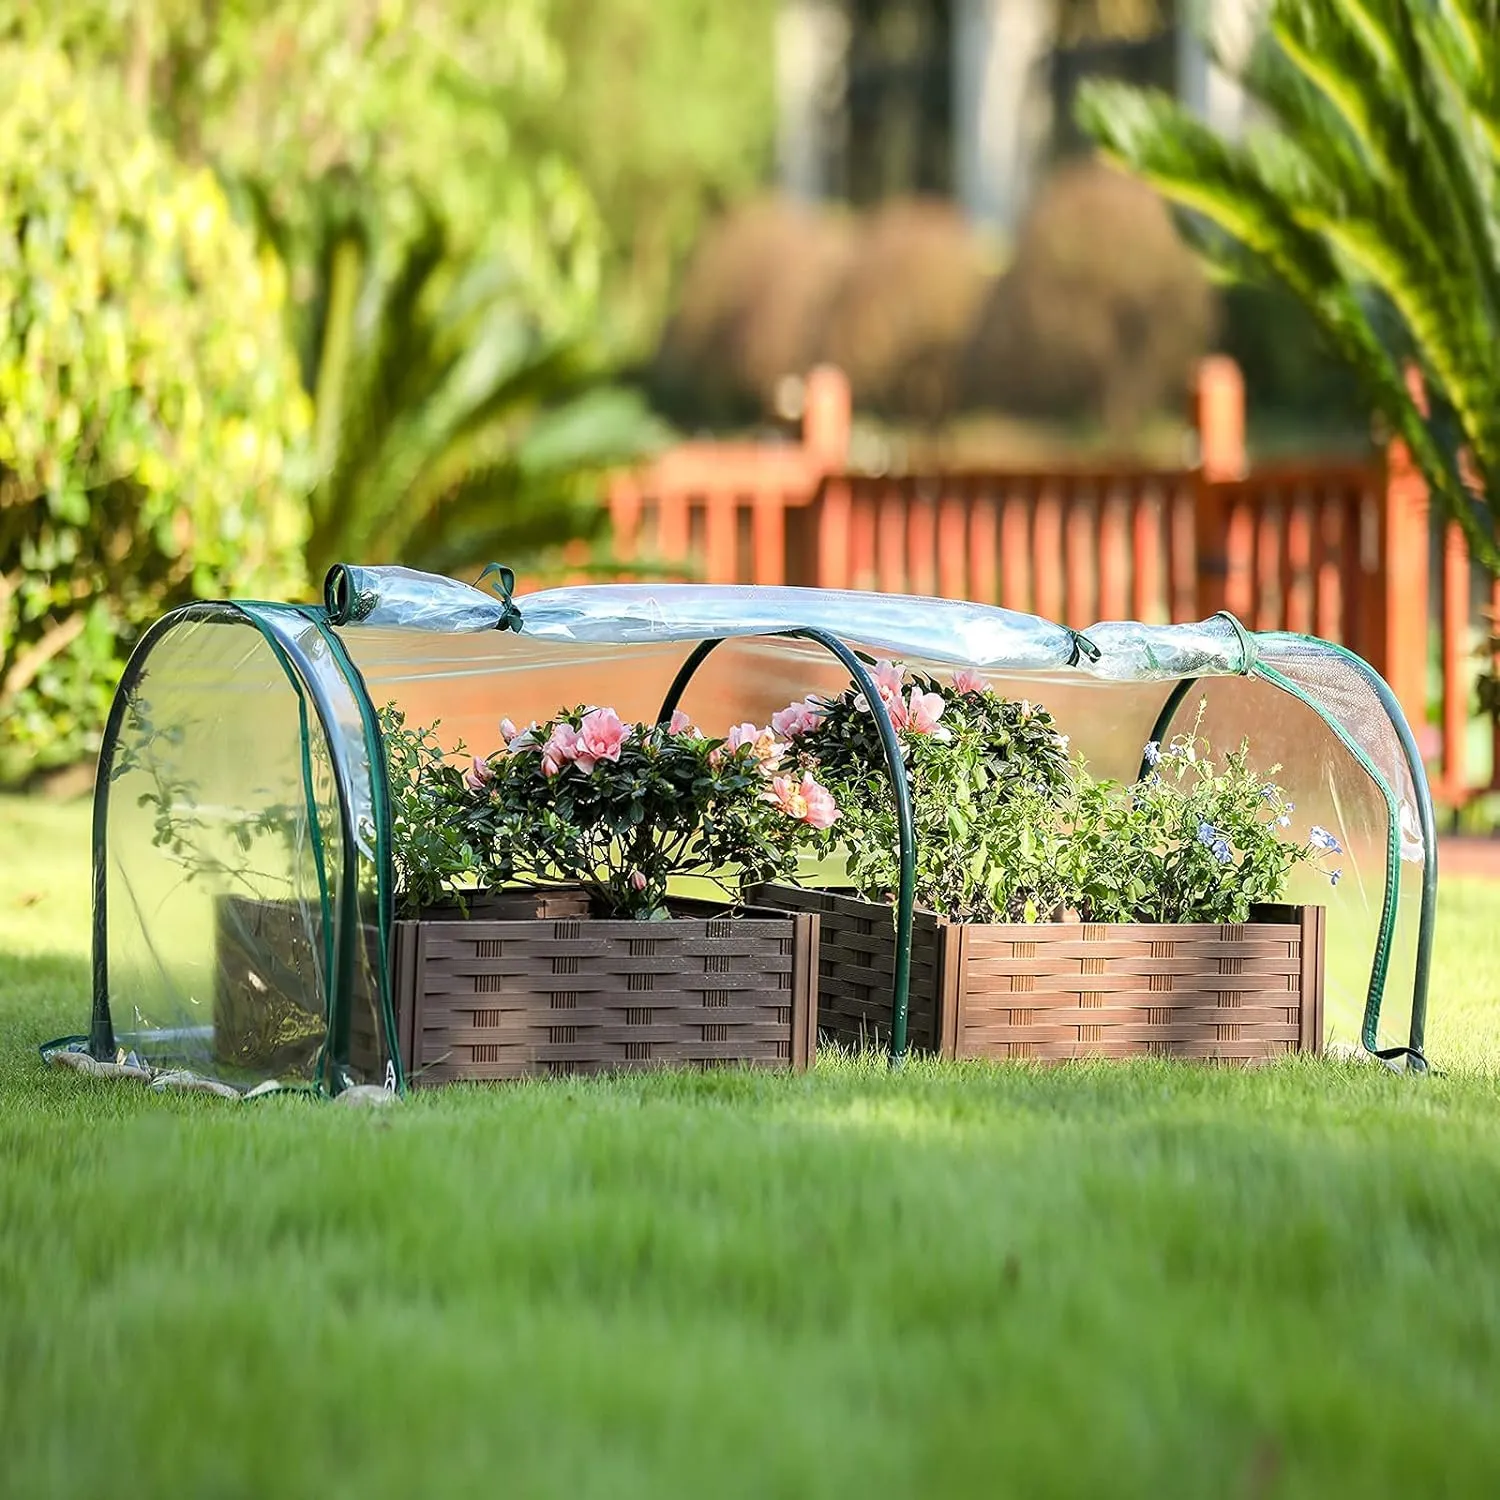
[599,361,1497,808]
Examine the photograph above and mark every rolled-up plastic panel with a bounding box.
[324,564,511,632]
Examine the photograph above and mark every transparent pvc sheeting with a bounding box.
[1152,672,1418,1055]
[335,583,1429,1059]
[91,575,1431,1094]
[515,582,1253,680]
[95,605,393,1092]
[323,562,516,632]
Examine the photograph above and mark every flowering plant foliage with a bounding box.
[776,667,1340,925]
[775,661,1073,922]
[380,703,837,919]
[1045,713,1340,925]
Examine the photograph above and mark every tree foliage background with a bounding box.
[1,0,746,781]
[1079,0,1500,573]
[0,43,310,782]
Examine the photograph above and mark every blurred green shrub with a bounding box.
[0,46,310,784]
[653,197,854,427]
[963,160,1216,434]
[819,199,997,425]
[654,196,995,429]
[1217,281,1366,441]
[521,0,779,352]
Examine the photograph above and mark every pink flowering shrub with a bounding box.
[770,660,1074,920]
[380,702,837,918]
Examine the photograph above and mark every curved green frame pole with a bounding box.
[1327,656,1437,1069]
[656,628,919,1066]
[1138,677,1199,782]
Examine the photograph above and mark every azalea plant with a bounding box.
[774,662,1074,923]
[380,703,838,919]
[773,665,1342,925]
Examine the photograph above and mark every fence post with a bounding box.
[1191,356,1247,620]
[800,365,852,587]
[801,364,852,469]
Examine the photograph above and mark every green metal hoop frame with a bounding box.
[656,628,919,1065]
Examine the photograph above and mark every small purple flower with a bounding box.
[1277,812,1292,828]
[1197,821,1233,865]
[1329,868,1342,887]
[1309,825,1342,854]
[1143,741,1162,767]
[1260,785,1277,802]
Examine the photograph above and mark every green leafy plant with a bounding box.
[1062,714,1337,925]
[781,666,1338,924]
[17,3,668,591]
[0,44,310,784]
[777,663,1073,922]
[1077,0,1500,573]
[380,704,836,918]
[379,706,480,913]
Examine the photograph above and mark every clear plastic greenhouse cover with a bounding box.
[78,569,1435,1097]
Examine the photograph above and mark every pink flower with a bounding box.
[722,722,786,769]
[871,660,905,706]
[904,688,947,736]
[854,663,909,724]
[572,707,628,772]
[771,699,823,738]
[766,772,840,829]
[953,668,986,696]
[801,775,839,830]
[499,717,519,743]
[669,709,697,735]
[463,755,494,792]
[630,870,648,892]
[541,723,577,776]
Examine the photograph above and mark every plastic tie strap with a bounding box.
[1067,630,1102,667]
[476,563,524,633]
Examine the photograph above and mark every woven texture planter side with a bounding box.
[744,884,942,1052]
[393,907,820,1084]
[751,886,1323,1063]
[941,904,1324,1062]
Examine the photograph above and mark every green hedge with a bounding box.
[0,46,310,784]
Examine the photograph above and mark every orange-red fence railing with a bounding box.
[595,361,1498,807]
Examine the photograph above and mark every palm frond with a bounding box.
[1077,77,1500,570]
[300,202,666,579]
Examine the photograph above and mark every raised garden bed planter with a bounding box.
[750,886,1324,1063]
[217,892,819,1085]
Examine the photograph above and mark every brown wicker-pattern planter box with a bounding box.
[218,891,818,1085]
[390,902,819,1084]
[751,886,1324,1063]
[744,885,943,1051]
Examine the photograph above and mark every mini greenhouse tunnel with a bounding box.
[73,565,1437,1095]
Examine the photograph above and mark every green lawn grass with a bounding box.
[3,794,1500,1498]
